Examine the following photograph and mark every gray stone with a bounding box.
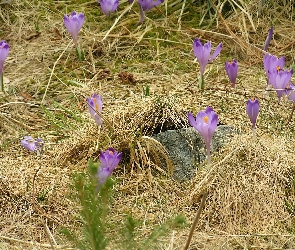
[152,125,238,181]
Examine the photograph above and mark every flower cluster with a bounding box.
[263,53,293,101]
[17,12,293,192]
[63,1,166,58]
[98,0,164,23]
[193,27,275,90]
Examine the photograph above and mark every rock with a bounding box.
[152,125,238,181]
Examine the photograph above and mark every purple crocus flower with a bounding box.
[96,147,122,187]
[188,107,218,163]
[193,38,222,76]
[21,136,44,153]
[225,59,238,88]
[268,69,293,100]
[263,26,273,51]
[0,40,9,73]
[263,53,285,86]
[64,11,85,46]
[285,83,295,102]
[246,98,260,129]
[86,93,103,126]
[263,54,285,75]
[100,0,119,16]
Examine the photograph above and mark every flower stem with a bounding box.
[264,84,271,96]
[252,127,256,140]
[1,72,4,93]
[206,146,211,165]
[76,45,84,60]
[183,191,208,250]
[138,3,145,25]
[199,74,204,90]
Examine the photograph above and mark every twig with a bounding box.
[208,0,262,60]
[189,147,241,200]
[102,1,135,41]
[183,192,208,250]
[41,41,71,104]
[276,39,295,54]
[31,164,63,225]
[41,217,58,250]
[0,101,40,109]
[0,235,67,248]
[177,0,186,31]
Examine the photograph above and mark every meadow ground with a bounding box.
[1,0,295,249]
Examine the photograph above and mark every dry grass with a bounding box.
[1,0,295,249]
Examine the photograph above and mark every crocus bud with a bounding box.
[96,147,122,188]
[225,59,238,88]
[86,93,103,126]
[64,11,85,47]
[0,40,9,73]
[188,107,218,163]
[263,26,273,51]
[246,98,260,129]
[99,0,119,16]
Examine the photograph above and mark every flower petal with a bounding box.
[188,112,197,129]
[263,26,273,51]
[209,42,222,62]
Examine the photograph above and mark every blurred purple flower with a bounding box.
[188,107,218,163]
[21,136,44,153]
[136,0,164,24]
[263,26,273,51]
[96,147,122,187]
[138,0,163,11]
[193,38,222,76]
[0,40,9,73]
[268,69,293,100]
[225,59,238,88]
[87,93,103,126]
[285,83,295,102]
[100,0,119,16]
[64,11,85,46]
[246,98,260,129]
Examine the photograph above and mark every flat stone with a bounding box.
[152,125,238,181]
